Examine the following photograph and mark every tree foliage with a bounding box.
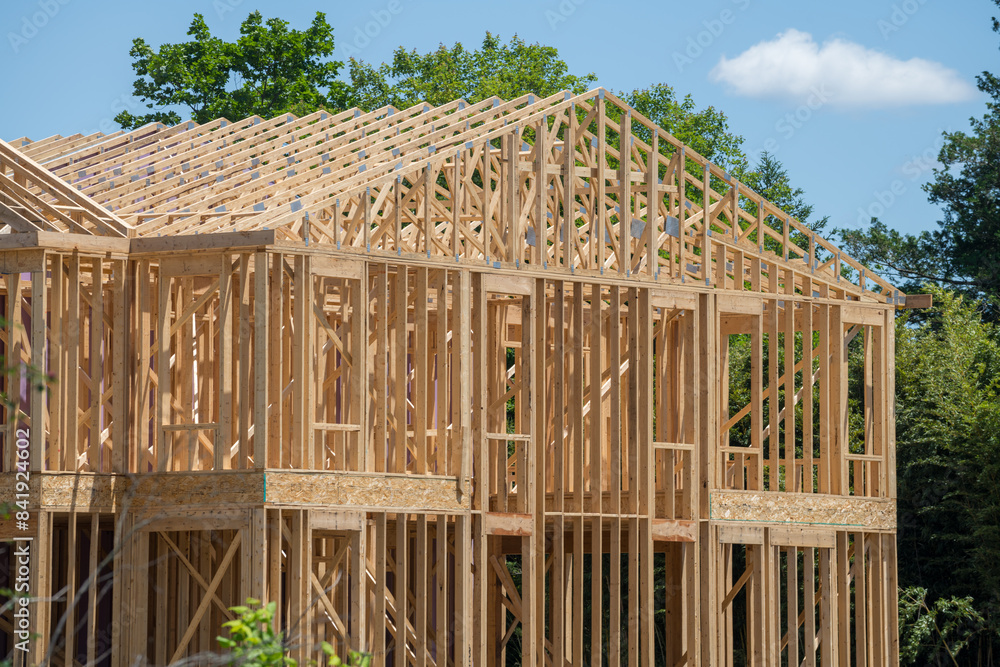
[346,32,596,112]
[116,11,346,129]
[895,287,1000,663]
[217,599,295,666]
[742,151,827,232]
[218,599,371,666]
[899,586,984,666]
[838,218,959,295]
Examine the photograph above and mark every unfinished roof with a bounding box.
[5,88,900,302]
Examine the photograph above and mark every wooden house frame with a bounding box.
[0,88,916,666]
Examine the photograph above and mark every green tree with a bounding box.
[838,218,957,296]
[742,151,827,232]
[116,11,347,129]
[346,32,596,111]
[894,287,1000,663]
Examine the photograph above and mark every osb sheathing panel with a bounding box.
[127,472,265,509]
[41,473,123,509]
[0,472,124,511]
[2,470,471,513]
[0,471,265,511]
[711,490,896,531]
[264,471,470,512]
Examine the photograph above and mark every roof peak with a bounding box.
[0,90,896,300]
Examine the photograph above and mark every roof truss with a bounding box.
[0,139,130,237]
[8,89,899,301]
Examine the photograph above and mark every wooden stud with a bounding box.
[219,256,234,470]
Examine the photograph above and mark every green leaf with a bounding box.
[118,11,344,128]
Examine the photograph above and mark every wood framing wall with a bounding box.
[0,89,907,666]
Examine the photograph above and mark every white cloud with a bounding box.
[709,29,978,108]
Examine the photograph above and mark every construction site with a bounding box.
[0,88,911,666]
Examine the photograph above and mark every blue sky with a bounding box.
[1,0,995,239]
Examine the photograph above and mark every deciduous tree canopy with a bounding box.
[346,32,596,111]
[115,11,347,129]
